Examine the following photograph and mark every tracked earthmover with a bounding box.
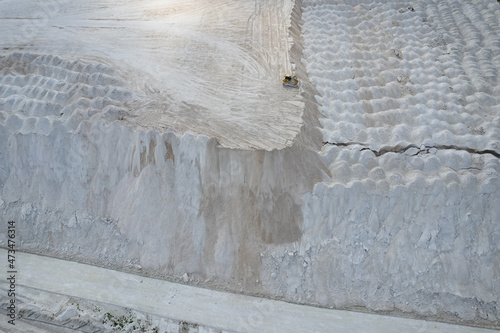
[283,74,299,88]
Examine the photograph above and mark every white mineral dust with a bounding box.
[0,0,302,150]
[0,0,499,330]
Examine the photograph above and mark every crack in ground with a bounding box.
[322,141,500,158]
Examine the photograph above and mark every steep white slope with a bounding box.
[257,0,499,326]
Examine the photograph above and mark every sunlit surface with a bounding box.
[0,0,301,149]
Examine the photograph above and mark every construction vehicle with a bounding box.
[283,74,299,88]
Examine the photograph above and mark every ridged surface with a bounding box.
[302,0,500,157]
[0,0,303,150]
[257,0,500,328]
[0,53,134,135]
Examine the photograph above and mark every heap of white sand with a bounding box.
[0,0,499,329]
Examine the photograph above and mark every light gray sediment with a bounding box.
[0,0,499,330]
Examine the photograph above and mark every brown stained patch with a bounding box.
[140,145,147,171]
[148,138,156,166]
[388,48,403,60]
[257,150,265,164]
[358,88,373,101]
[130,146,136,173]
[135,139,157,175]
[198,141,326,293]
[259,192,303,244]
[361,100,373,113]
[256,210,262,229]
[164,140,175,163]
[231,187,262,289]
[262,228,271,243]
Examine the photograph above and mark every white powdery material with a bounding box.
[258,166,500,317]
[0,0,499,328]
[0,52,212,274]
[255,0,500,324]
[302,0,500,155]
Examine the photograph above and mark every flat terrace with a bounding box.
[0,0,304,150]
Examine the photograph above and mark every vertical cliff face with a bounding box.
[0,0,325,295]
[267,0,499,327]
[0,97,324,284]
[198,143,325,289]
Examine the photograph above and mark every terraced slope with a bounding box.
[0,53,133,131]
[303,0,500,155]
[262,0,498,327]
